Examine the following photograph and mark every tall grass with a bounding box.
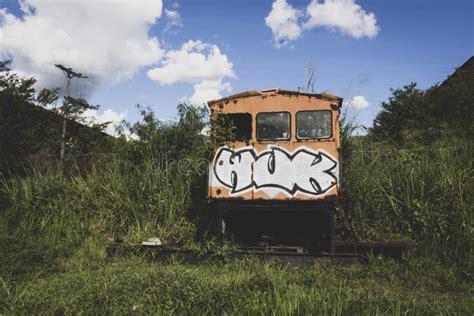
[0,154,200,248]
[343,138,473,274]
[1,138,472,274]
[0,136,472,313]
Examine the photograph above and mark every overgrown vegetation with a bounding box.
[344,139,473,276]
[370,58,474,143]
[0,157,199,247]
[0,58,473,314]
[0,60,113,176]
[1,256,472,314]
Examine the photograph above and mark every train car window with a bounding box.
[214,113,252,142]
[296,110,332,139]
[256,112,290,140]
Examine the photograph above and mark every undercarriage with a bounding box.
[213,200,336,254]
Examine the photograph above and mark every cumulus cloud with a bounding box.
[304,0,379,38]
[147,40,235,106]
[265,0,303,48]
[265,0,379,47]
[347,95,370,109]
[190,79,231,105]
[0,1,236,108]
[0,0,164,92]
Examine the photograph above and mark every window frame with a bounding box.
[214,112,253,142]
[256,111,292,141]
[296,110,333,140]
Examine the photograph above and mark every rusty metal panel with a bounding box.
[208,89,342,202]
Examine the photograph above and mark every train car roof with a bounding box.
[207,88,343,107]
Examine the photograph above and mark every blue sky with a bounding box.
[0,0,472,133]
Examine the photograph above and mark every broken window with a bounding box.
[296,110,332,139]
[214,113,252,142]
[256,112,290,140]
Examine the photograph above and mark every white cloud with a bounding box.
[265,0,379,47]
[190,79,231,106]
[147,40,235,106]
[81,108,127,136]
[265,0,303,48]
[147,40,235,84]
[0,0,164,92]
[0,1,237,112]
[164,9,183,32]
[304,0,379,38]
[347,95,370,109]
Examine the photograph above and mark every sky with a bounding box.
[0,0,472,135]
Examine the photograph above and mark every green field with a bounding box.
[1,240,472,315]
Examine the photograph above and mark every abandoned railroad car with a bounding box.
[208,89,343,253]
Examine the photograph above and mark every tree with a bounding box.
[370,83,427,144]
[122,103,210,163]
[0,61,61,174]
[0,60,112,175]
[369,57,474,144]
[425,63,474,140]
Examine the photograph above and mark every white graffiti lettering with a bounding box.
[212,146,338,196]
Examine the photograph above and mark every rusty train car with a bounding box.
[207,89,343,253]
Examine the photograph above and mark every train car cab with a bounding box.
[208,89,342,201]
[207,89,343,253]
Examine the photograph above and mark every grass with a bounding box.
[0,220,472,314]
[342,139,473,275]
[1,251,472,315]
[0,139,472,314]
[0,157,199,248]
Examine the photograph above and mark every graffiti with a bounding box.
[212,146,338,196]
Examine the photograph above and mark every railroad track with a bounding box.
[107,240,413,267]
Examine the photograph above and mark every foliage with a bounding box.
[0,156,198,248]
[427,64,474,140]
[342,139,473,276]
[212,112,237,144]
[0,61,55,173]
[339,109,360,160]
[371,82,427,143]
[370,61,474,143]
[0,60,37,102]
[61,96,99,120]
[0,100,216,247]
[359,61,474,275]
[0,60,114,176]
[118,103,211,162]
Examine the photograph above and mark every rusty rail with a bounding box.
[107,239,414,267]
